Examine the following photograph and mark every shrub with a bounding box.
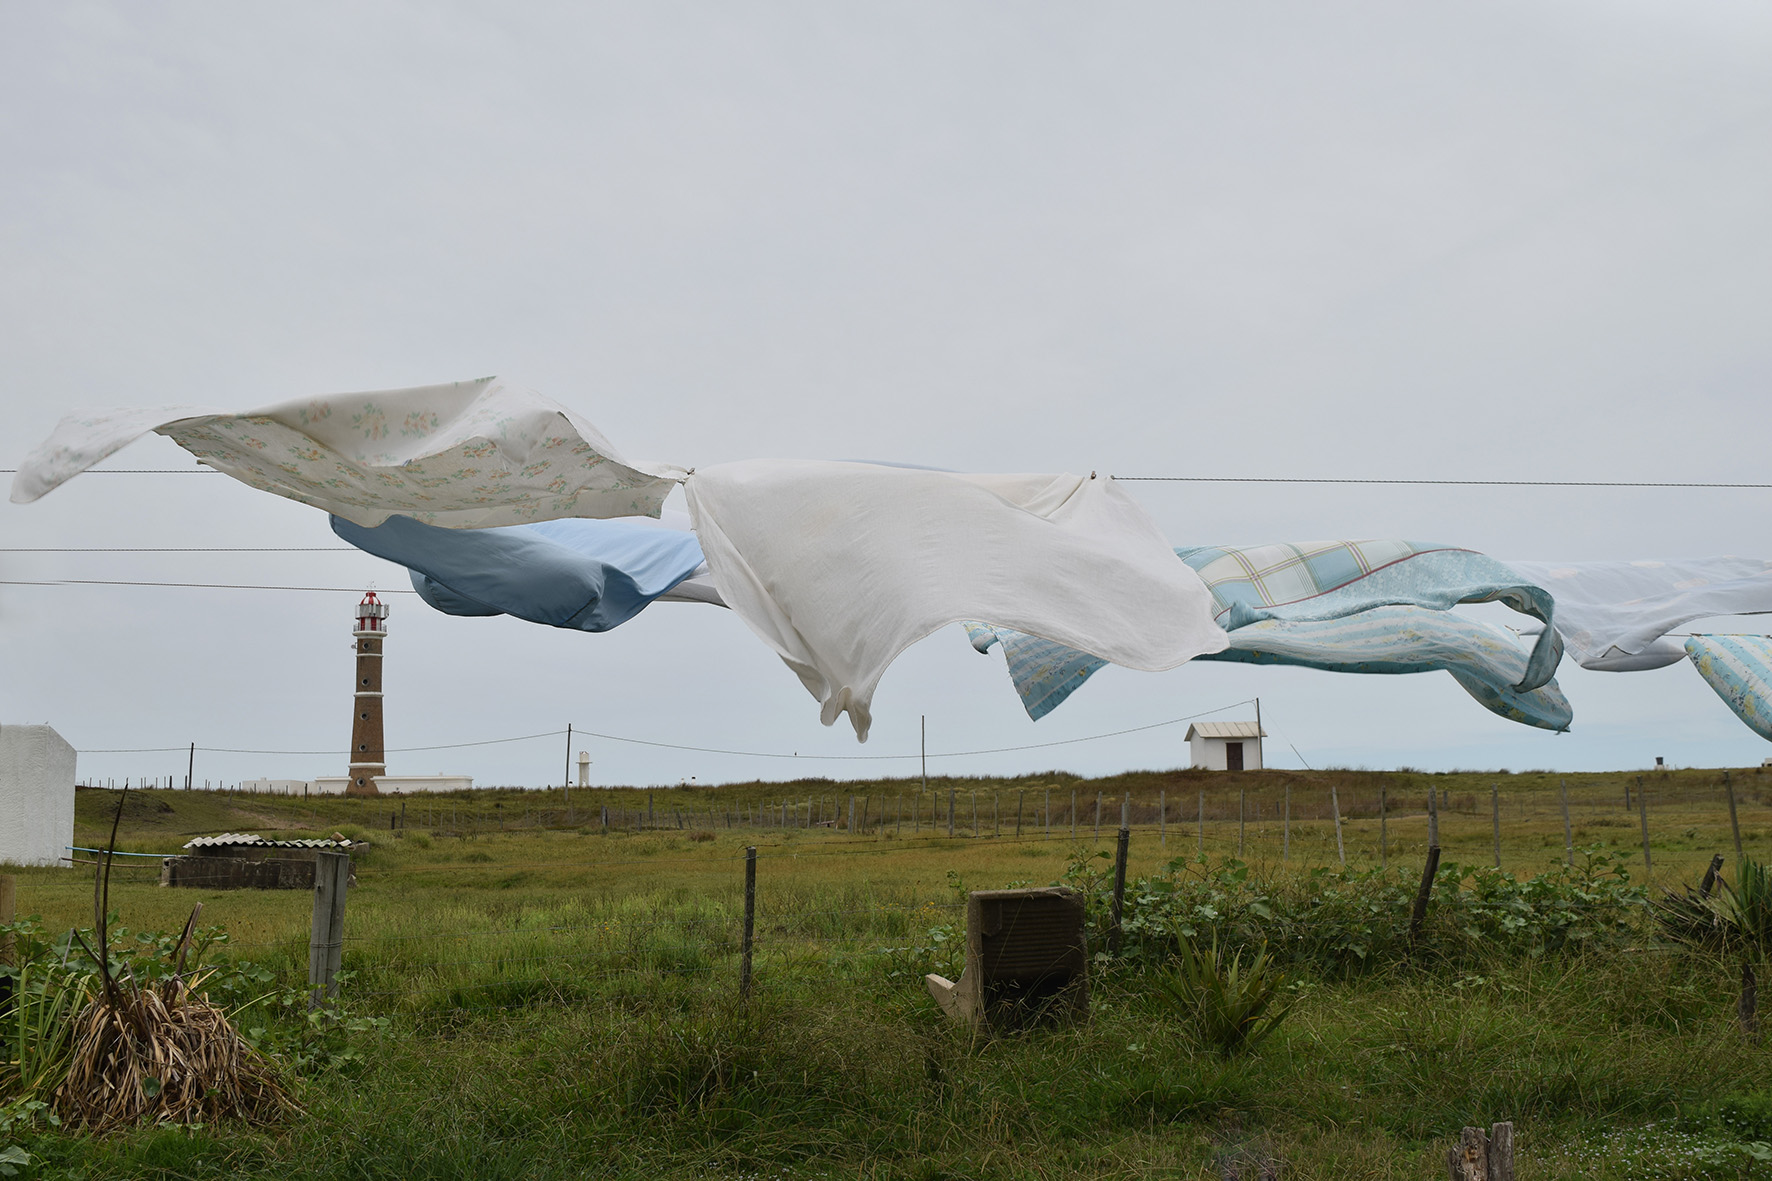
[1064,844,1645,976]
[1149,938,1294,1056]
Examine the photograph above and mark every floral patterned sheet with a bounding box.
[8,376,686,528]
[1686,634,1772,742]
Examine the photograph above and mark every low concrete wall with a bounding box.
[161,855,320,890]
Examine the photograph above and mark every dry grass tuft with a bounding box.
[56,974,297,1132]
[52,784,298,1132]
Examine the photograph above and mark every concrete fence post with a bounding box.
[307,850,350,1009]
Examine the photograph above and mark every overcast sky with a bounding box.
[3,2,1770,791]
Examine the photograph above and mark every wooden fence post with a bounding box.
[1700,853,1726,897]
[307,850,350,1008]
[1637,775,1652,874]
[1410,844,1441,947]
[1428,788,1439,847]
[1330,784,1345,866]
[949,788,956,838]
[1283,785,1290,863]
[1070,789,1077,842]
[1160,789,1166,850]
[1094,792,1102,843]
[1238,788,1246,858]
[1379,784,1388,869]
[1198,790,1205,858]
[0,874,14,972]
[1015,790,1024,838]
[1727,770,1744,864]
[1492,783,1502,869]
[1109,821,1131,952]
[1560,779,1573,866]
[741,846,756,999]
[1447,1121,1514,1181]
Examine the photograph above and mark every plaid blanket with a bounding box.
[1175,541,1561,691]
[1685,635,1772,742]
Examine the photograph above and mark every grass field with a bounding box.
[9,764,1772,1179]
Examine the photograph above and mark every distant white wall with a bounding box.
[0,725,77,867]
[239,779,321,796]
[375,775,474,794]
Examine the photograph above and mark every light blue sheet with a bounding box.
[330,513,706,632]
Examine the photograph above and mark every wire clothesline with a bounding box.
[4,467,1767,489]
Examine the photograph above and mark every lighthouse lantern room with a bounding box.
[347,591,389,794]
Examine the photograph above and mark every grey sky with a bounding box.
[3,3,1770,789]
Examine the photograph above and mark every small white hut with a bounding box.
[1186,721,1266,772]
[0,724,77,867]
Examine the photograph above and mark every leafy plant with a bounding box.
[1656,857,1772,957]
[0,950,92,1104]
[1149,938,1294,1057]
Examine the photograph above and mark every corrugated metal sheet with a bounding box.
[1185,721,1267,739]
[182,833,352,850]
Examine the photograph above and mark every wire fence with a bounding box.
[45,769,1772,1025]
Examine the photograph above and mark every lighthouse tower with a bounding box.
[347,591,389,794]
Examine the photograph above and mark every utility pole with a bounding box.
[563,724,573,818]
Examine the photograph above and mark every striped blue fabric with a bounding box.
[1175,541,1561,691]
[967,607,1572,731]
[965,539,1567,729]
[1685,635,1772,742]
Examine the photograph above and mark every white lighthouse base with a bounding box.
[310,774,473,795]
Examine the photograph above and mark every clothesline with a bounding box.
[4,468,1767,489]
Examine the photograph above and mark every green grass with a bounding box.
[8,767,1772,1178]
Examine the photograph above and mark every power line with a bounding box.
[0,578,414,593]
[82,730,562,755]
[5,466,1759,488]
[1114,475,1771,489]
[76,701,1254,763]
[0,547,356,553]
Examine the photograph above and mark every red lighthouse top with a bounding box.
[355,590,389,634]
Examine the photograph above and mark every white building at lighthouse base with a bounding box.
[311,774,474,795]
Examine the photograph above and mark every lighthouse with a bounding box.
[347,591,388,794]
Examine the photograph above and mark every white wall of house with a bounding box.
[0,724,76,867]
[1187,734,1264,771]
